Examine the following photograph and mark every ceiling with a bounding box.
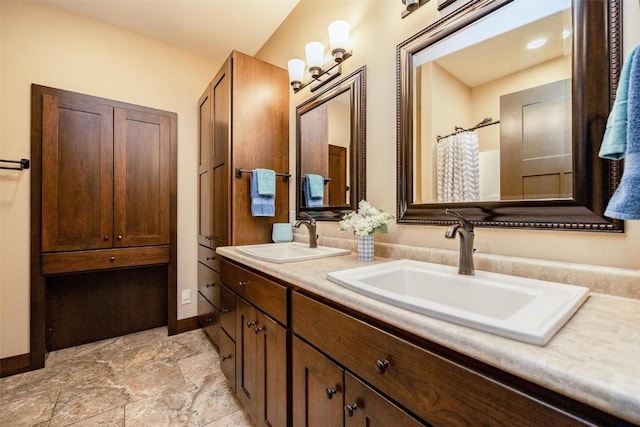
[28,0,300,63]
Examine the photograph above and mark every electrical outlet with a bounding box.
[181,289,192,305]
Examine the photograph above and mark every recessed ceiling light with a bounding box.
[527,38,547,50]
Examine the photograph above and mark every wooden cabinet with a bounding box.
[42,97,170,252]
[31,84,177,360]
[221,259,289,427]
[292,291,594,427]
[197,51,289,345]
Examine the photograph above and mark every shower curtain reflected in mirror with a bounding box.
[437,131,480,202]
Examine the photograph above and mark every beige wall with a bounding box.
[257,0,640,269]
[0,2,217,358]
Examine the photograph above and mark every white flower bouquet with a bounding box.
[339,200,394,236]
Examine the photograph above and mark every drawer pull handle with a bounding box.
[222,308,230,313]
[110,256,116,261]
[206,256,215,261]
[104,235,110,241]
[221,354,232,361]
[117,234,123,240]
[345,403,358,417]
[375,359,390,374]
[206,283,215,288]
[238,281,247,287]
[254,326,264,334]
[326,387,337,399]
[247,321,256,328]
[205,235,214,240]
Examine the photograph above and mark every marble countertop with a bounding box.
[216,246,640,424]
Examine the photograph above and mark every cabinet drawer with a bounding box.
[219,329,236,392]
[221,259,287,325]
[220,285,236,340]
[198,245,220,271]
[292,292,584,427]
[42,246,170,275]
[198,262,221,308]
[198,291,220,345]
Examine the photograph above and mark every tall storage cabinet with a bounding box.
[197,51,289,346]
[31,85,177,366]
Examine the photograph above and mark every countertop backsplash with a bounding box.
[292,232,640,300]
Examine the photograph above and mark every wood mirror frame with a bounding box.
[296,66,366,221]
[396,0,623,231]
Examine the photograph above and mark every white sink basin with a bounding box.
[326,259,589,345]
[235,242,350,264]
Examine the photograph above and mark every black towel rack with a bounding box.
[235,168,291,182]
[0,158,30,171]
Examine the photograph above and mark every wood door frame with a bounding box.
[30,84,178,371]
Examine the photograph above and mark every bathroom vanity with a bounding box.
[216,246,639,426]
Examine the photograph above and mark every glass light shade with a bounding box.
[287,58,305,83]
[305,42,325,69]
[329,20,350,53]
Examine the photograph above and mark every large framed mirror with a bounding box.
[296,66,366,221]
[397,0,623,231]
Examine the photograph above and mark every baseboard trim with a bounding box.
[176,316,200,334]
[0,353,31,378]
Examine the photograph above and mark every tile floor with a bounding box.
[0,327,254,426]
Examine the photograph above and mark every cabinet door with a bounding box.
[211,61,230,247]
[293,336,344,427]
[198,85,213,247]
[344,373,425,427]
[236,298,259,420]
[113,107,171,247]
[236,298,288,427]
[41,93,113,252]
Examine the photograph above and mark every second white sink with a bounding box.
[235,242,350,263]
[327,259,589,345]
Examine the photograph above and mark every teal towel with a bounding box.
[305,174,324,198]
[251,169,275,217]
[604,43,640,219]
[599,45,640,160]
[255,168,276,196]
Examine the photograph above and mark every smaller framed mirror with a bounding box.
[296,66,366,221]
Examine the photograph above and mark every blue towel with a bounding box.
[255,168,276,196]
[303,175,324,208]
[251,169,275,217]
[599,45,640,160]
[306,174,324,198]
[604,45,640,219]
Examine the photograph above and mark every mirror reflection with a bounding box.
[296,66,366,221]
[300,90,351,207]
[413,0,572,204]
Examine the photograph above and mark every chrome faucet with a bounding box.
[444,209,475,276]
[295,213,318,248]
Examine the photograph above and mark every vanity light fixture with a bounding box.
[287,20,352,93]
[402,0,429,18]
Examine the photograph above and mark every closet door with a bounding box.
[113,108,171,247]
[41,93,113,252]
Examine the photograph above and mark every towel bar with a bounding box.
[0,158,30,171]
[235,168,291,182]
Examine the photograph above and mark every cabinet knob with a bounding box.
[326,387,337,399]
[205,235,214,240]
[221,354,232,362]
[254,326,264,334]
[247,321,256,328]
[104,235,110,241]
[238,281,247,287]
[207,317,213,323]
[345,403,358,417]
[117,235,123,240]
[375,359,390,374]
[222,308,231,314]
[110,256,116,261]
